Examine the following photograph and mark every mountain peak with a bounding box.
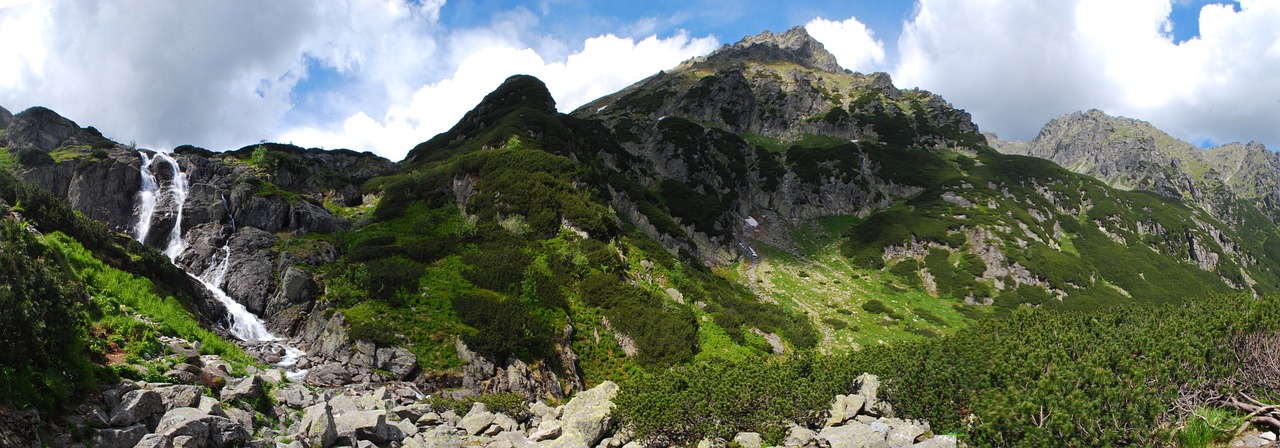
[702,26,843,73]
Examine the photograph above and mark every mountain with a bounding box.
[992,109,1280,221]
[5,26,1280,447]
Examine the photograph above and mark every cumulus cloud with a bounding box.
[278,32,717,160]
[0,0,444,152]
[805,16,886,72]
[0,0,715,161]
[894,0,1280,149]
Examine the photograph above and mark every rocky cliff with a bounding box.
[567,27,981,264]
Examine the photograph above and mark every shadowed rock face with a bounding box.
[5,106,81,152]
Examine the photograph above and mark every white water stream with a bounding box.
[132,150,306,376]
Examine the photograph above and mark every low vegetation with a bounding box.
[617,293,1280,446]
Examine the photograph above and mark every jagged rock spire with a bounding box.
[703,26,843,73]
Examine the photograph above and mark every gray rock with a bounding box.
[5,106,79,152]
[544,381,618,448]
[195,395,226,418]
[783,424,815,447]
[911,435,957,448]
[420,427,465,448]
[134,433,172,448]
[298,401,337,448]
[274,383,316,409]
[89,424,148,448]
[334,409,397,444]
[732,432,764,448]
[307,363,351,387]
[394,417,419,438]
[223,227,278,315]
[377,345,421,381]
[530,420,562,441]
[154,385,204,411]
[155,407,211,439]
[222,407,255,434]
[458,403,497,436]
[392,403,432,422]
[109,389,165,427]
[492,413,518,433]
[856,374,880,410]
[827,395,850,427]
[886,420,929,447]
[220,374,264,403]
[529,401,556,420]
[817,421,885,448]
[417,412,443,426]
[265,266,316,317]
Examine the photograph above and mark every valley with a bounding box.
[2,26,1280,448]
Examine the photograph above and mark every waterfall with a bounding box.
[132,149,306,374]
[201,246,275,341]
[159,152,189,260]
[133,152,159,242]
[132,150,188,259]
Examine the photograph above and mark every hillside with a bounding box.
[4,26,1280,447]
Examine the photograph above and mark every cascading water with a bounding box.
[132,149,306,376]
[133,152,160,242]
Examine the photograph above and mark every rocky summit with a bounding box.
[4,26,1280,447]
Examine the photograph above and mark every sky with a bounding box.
[1,0,1277,161]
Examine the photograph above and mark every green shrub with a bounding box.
[862,300,888,314]
[451,290,553,361]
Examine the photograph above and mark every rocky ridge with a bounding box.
[991,109,1280,222]
[568,27,980,264]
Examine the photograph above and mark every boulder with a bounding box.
[90,424,148,448]
[783,424,816,447]
[307,363,352,387]
[530,420,563,441]
[377,345,421,380]
[298,401,337,448]
[155,385,203,411]
[220,374,264,403]
[417,412,443,426]
[544,381,618,448]
[817,421,885,448]
[911,434,957,448]
[109,389,165,427]
[733,432,764,448]
[885,419,929,446]
[134,433,172,448]
[458,403,497,436]
[274,383,317,409]
[155,407,212,439]
[164,363,202,385]
[334,409,397,444]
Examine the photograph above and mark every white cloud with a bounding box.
[279,31,718,160]
[0,0,444,152]
[805,16,886,72]
[0,0,715,161]
[894,0,1280,150]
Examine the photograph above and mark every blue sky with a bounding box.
[1,0,1275,160]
